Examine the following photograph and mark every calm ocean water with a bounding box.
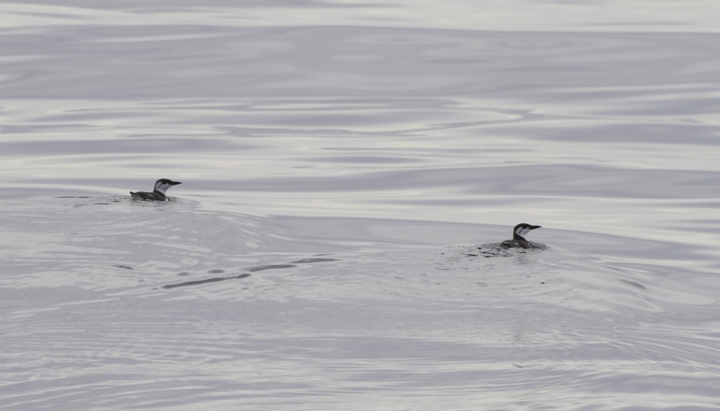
[2,1,720,410]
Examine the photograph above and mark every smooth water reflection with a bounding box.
[5,0,720,32]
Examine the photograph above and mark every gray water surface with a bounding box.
[2,1,720,410]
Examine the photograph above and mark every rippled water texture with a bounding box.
[2,1,720,410]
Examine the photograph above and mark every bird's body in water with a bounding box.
[130,179,181,201]
[501,223,541,249]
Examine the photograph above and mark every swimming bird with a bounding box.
[130,179,181,201]
[501,223,541,249]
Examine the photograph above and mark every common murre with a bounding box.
[501,223,541,249]
[130,179,181,201]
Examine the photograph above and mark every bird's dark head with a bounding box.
[154,179,182,194]
[513,223,541,240]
